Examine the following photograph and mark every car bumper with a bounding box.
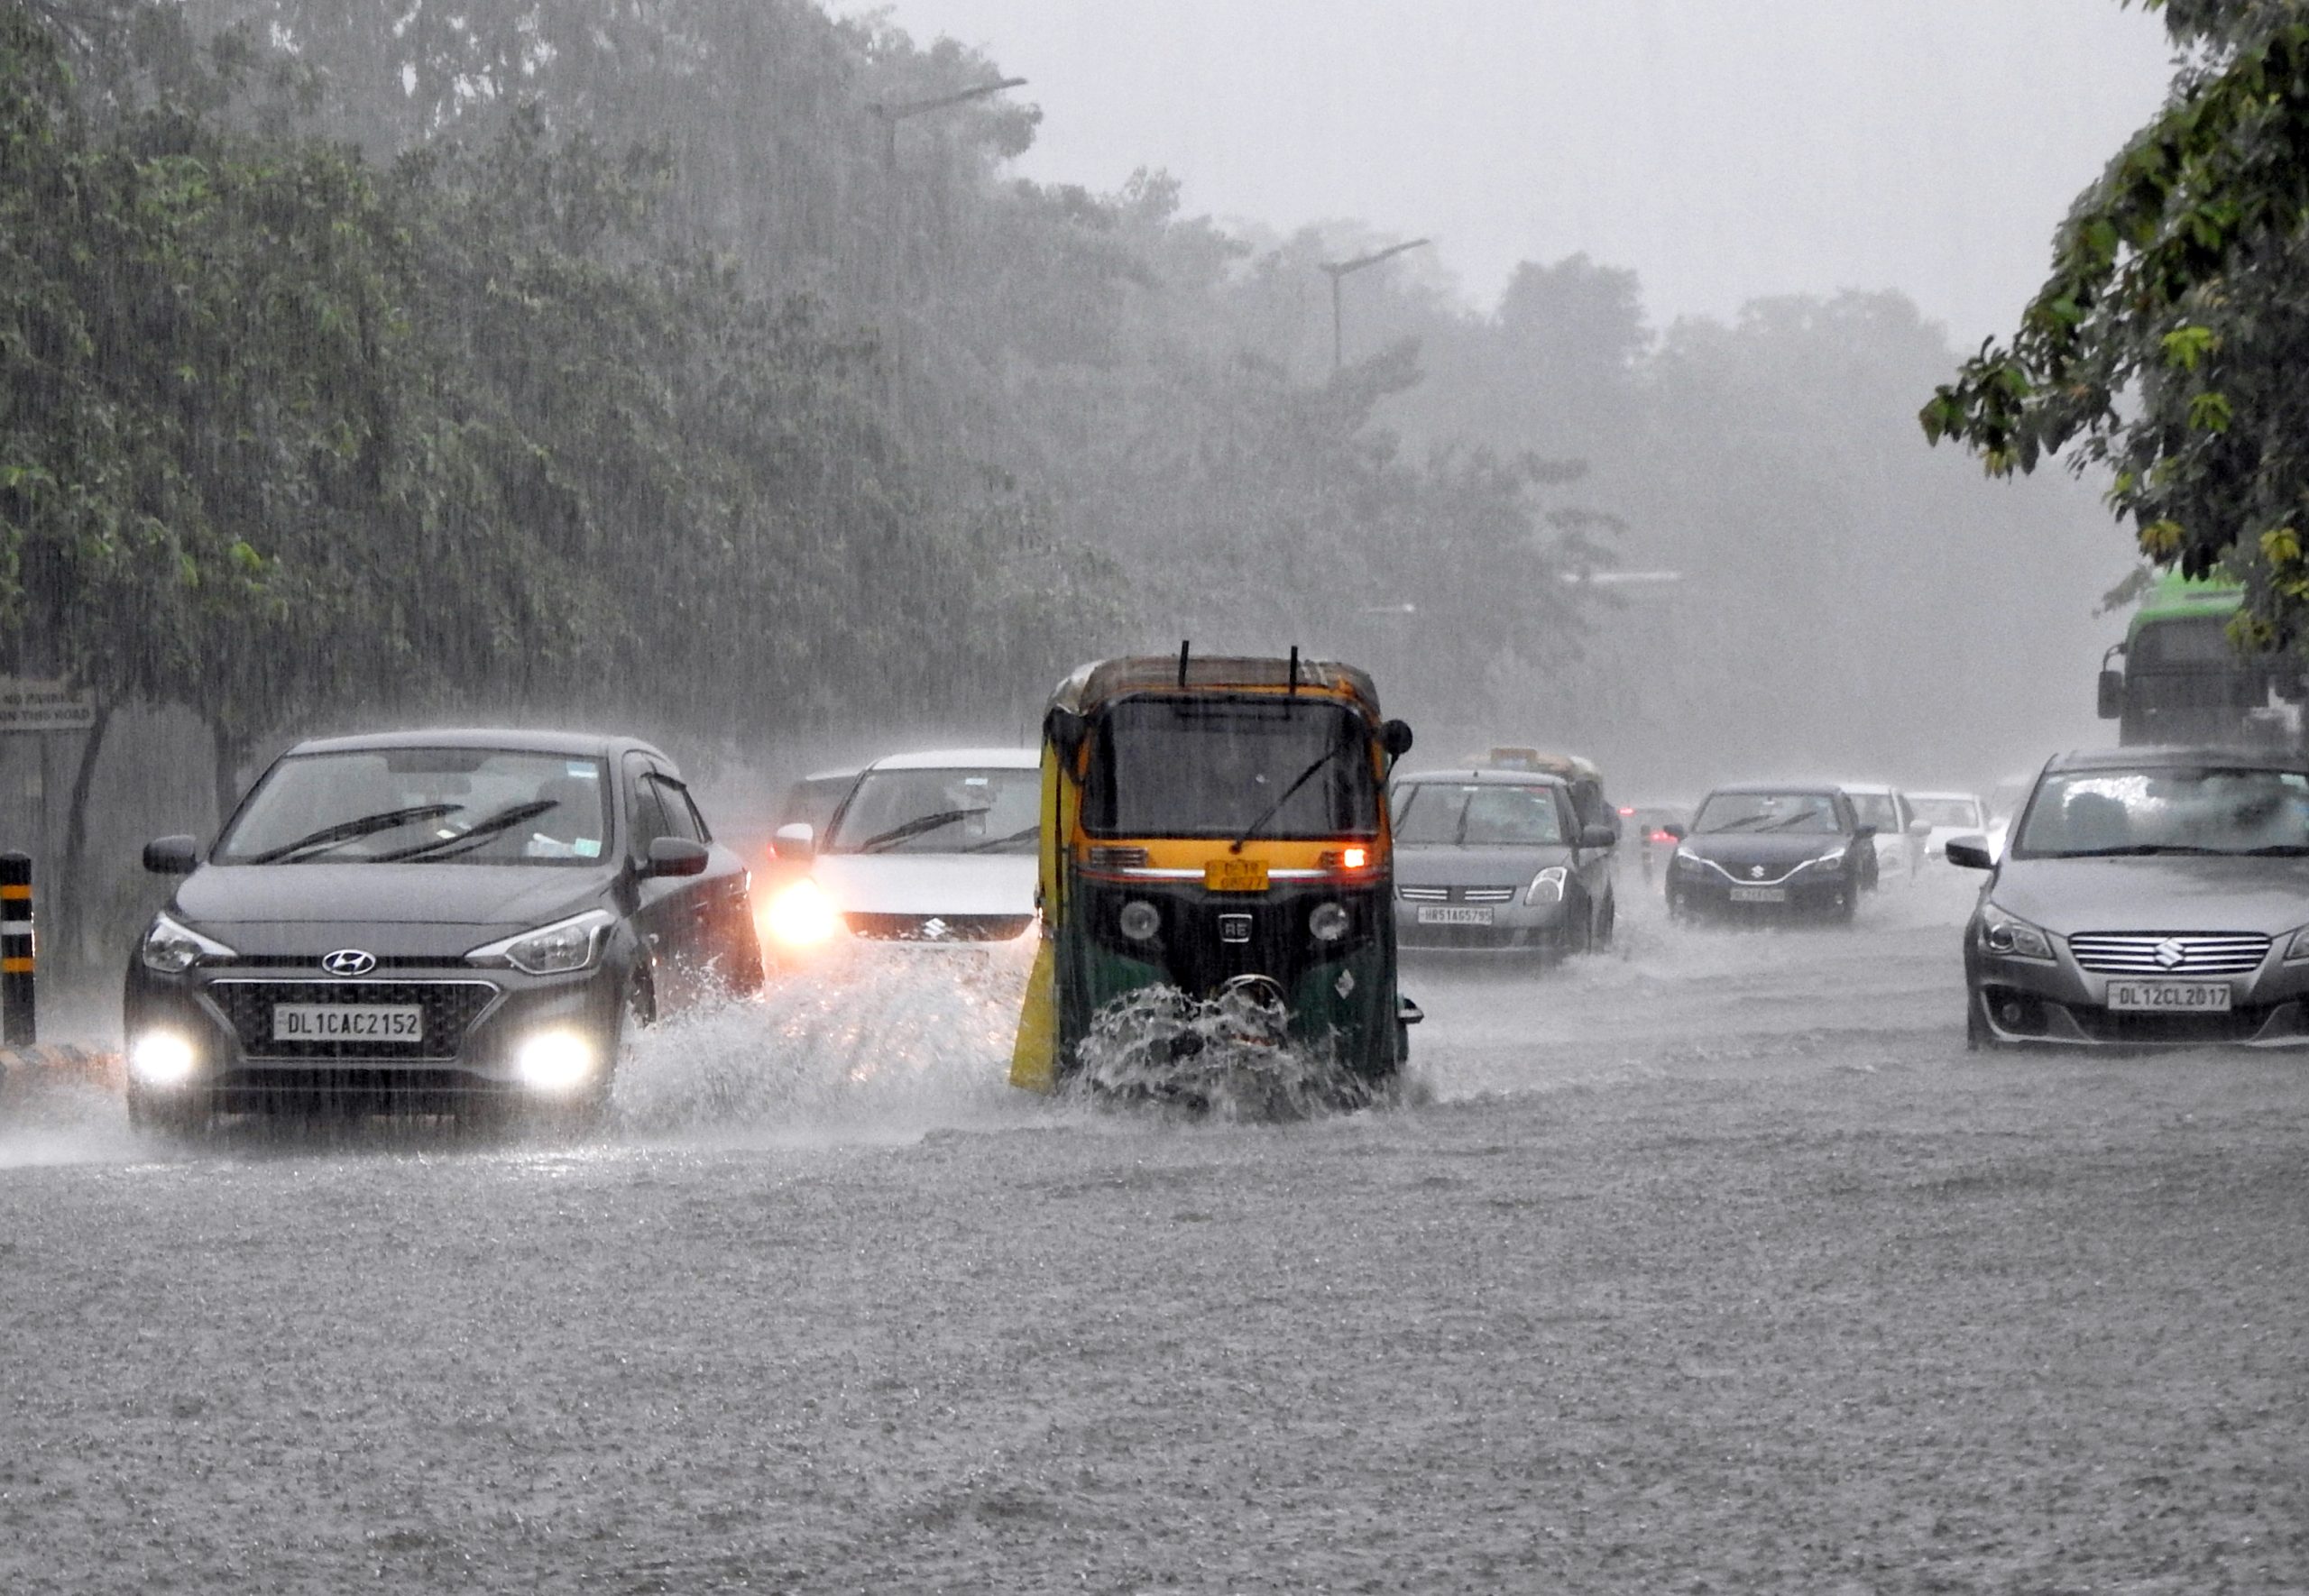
[123,961,624,1110]
[1667,871,1854,916]
[1394,899,1569,953]
[1965,945,2309,1048]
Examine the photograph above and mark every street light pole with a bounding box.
[869,78,1029,170]
[1320,238,1430,372]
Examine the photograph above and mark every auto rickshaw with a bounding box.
[1008,648,1417,1095]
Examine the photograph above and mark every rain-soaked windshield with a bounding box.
[1846,793,1900,831]
[218,749,611,865]
[1086,698,1379,839]
[1693,791,1844,836]
[2013,766,2309,858]
[1910,796,1983,828]
[1394,782,1568,846]
[823,766,1042,854]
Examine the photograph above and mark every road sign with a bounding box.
[0,679,95,733]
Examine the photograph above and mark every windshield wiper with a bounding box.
[373,800,560,862]
[250,803,464,864]
[961,823,1041,854]
[856,809,980,853]
[2052,843,2225,858]
[1231,748,1342,853]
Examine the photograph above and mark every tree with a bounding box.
[1920,1,2309,652]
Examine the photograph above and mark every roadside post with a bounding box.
[2,851,31,1044]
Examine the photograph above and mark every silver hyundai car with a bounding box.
[1950,747,2309,1048]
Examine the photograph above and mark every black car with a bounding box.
[124,729,761,1132]
[1665,784,1874,922]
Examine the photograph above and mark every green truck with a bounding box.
[2097,573,2304,746]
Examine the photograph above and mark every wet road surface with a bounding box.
[4,872,2304,1592]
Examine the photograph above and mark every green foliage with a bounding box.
[1922,0,2309,649]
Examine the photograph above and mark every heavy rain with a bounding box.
[4,1,2306,1591]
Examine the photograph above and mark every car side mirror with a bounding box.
[646,837,710,878]
[2097,668,2124,720]
[1379,719,1415,760]
[1852,824,1878,841]
[773,821,815,861]
[1945,835,1994,870]
[1662,822,1687,841]
[1578,822,1618,849]
[143,835,199,875]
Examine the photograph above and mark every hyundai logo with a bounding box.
[322,949,378,977]
[2154,939,2187,970]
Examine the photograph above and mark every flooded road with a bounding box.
[4,872,2304,1592]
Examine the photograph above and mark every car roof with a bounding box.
[2045,745,2309,774]
[287,728,668,761]
[864,748,1040,771]
[1703,782,1846,798]
[1833,781,1901,796]
[1907,789,1983,803]
[1395,767,1569,788]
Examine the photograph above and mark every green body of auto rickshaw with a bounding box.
[1009,651,1417,1094]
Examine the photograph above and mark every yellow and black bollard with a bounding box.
[2,852,32,1045]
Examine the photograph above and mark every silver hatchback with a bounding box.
[1951,747,2309,1047]
[1391,769,1619,955]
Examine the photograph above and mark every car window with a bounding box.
[648,775,705,844]
[2014,766,2309,857]
[1393,783,1567,845]
[625,754,670,857]
[1847,793,1898,830]
[216,748,611,867]
[826,766,1043,854]
[1693,791,1843,835]
[1911,796,1983,828]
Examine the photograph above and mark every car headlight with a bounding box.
[466,909,616,976]
[1808,847,1846,870]
[1525,866,1568,906]
[2286,927,2309,962]
[127,1029,200,1086]
[1671,848,1705,874]
[140,913,236,975]
[765,877,841,948]
[1978,902,2055,962]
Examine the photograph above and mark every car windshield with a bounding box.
[1085,697,1380,839]
[1693,791,1844,835]
[218,748,612,866]
[823,766,1042,854]
[2012,766,2309,858]
[1393,783,1568,846]
[1911,796,1982,828]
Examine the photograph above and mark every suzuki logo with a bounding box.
[1749,865,1766,879]
[918,918,951,941]
[322,949,378,977]
[2154,939,2187,970]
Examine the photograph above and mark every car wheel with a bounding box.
[127,1083,211,1141]
[1566,892,1594,955]
[1595,894,1616,949]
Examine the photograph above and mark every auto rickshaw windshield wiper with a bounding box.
[1230,748,1343,853]
[249,803,465,864]
[855,808,981,853]
[374,800,560,862]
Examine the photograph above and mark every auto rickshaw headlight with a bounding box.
[1309,902,1351,942]
[1118,900,1162,941]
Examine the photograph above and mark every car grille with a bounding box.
[2067,933,2271,977]
[1397,885,1519,903]
[207,980,501,1061]
[842,913,1034,943]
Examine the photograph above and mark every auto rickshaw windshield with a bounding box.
[1084,697,1381,839]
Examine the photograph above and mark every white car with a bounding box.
[1906,790,1991,861]
[1837,782,1926,885]
[761,748,1040,959]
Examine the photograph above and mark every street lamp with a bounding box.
[1320,238,1430,372]
[869,78,1029,170]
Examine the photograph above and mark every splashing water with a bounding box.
[1066,983,1384,1123]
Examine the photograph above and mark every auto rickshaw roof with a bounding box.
[1052,655,1383,718]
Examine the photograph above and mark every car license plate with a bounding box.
[2107,980,2231,1013]
[1204,858,1269,893]
[1728,886,1788,903]
[1416,905,1494,925]
[272,1004,424,1042]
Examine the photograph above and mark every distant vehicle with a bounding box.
[1617,801,1694,886]
[1468,748,1618,841]
[2097,571,2304,746]
[761,748,1040,959]
[1838,783,1924,885]
[1948,746,2309,1048]
[1391,768,1618,956]
[1665,784,1873,922]
[123,730,761,1134]
[1907,790,1990,860]
[763,766,859,885]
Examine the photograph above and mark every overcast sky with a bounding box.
[833,0,2177,345]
